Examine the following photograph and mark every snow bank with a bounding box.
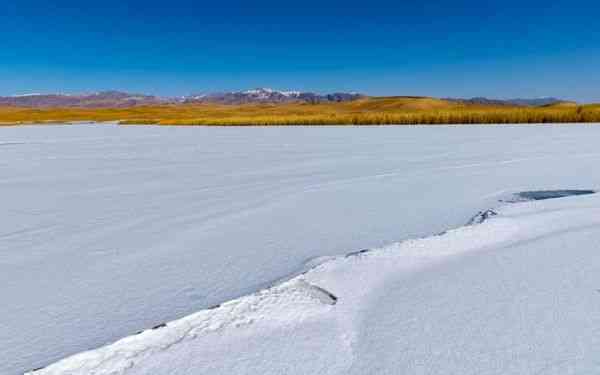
[30,191,600,374]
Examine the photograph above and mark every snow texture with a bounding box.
[30,189,600,374]
[3,124,600,374]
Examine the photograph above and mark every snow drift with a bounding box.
[29,190,600,374]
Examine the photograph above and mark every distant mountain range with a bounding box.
[0,89,568,108]
[0,91,164,108]
[446,97,566,107]
[183,88,364,104]
[0,88,364,108]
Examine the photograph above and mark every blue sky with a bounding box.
[2,0,599,101]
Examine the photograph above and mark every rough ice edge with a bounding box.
[27,279,337,374]
[27,190,599,375]
[25,218,520,374]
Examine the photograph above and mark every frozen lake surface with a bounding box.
[33,189,600,375]
[2,124,600,374]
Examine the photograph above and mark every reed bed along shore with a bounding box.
[2,97,599,126]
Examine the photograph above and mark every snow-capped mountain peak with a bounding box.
[183,88,363,104]
[11,93,45,97]
[243,88,275,94]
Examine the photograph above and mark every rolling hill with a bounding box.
[1,93,599,126]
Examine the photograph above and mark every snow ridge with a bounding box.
[28,279,339,374]
[30,190,600,375]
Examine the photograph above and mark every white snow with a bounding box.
[9,93,72,97]
[29,190,600,374]
[243,87,275,96]
[3,124,600,374]
[242,88,301,98]
[10,93,44,97]
[281,90,301,97]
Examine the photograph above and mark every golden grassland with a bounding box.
[1,97,600,126]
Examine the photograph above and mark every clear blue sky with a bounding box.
[2,0,599,101]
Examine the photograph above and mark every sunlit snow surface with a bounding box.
[30,191,600,375]
[2,124,600,374]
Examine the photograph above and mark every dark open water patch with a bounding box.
[470,190,596,225]
[514,190,595,202]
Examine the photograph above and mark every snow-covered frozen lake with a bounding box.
[2,124,600,374]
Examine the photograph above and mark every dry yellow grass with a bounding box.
[1,97,599,126]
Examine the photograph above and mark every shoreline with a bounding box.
[1,120,600,127]
[1,97,599,127]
